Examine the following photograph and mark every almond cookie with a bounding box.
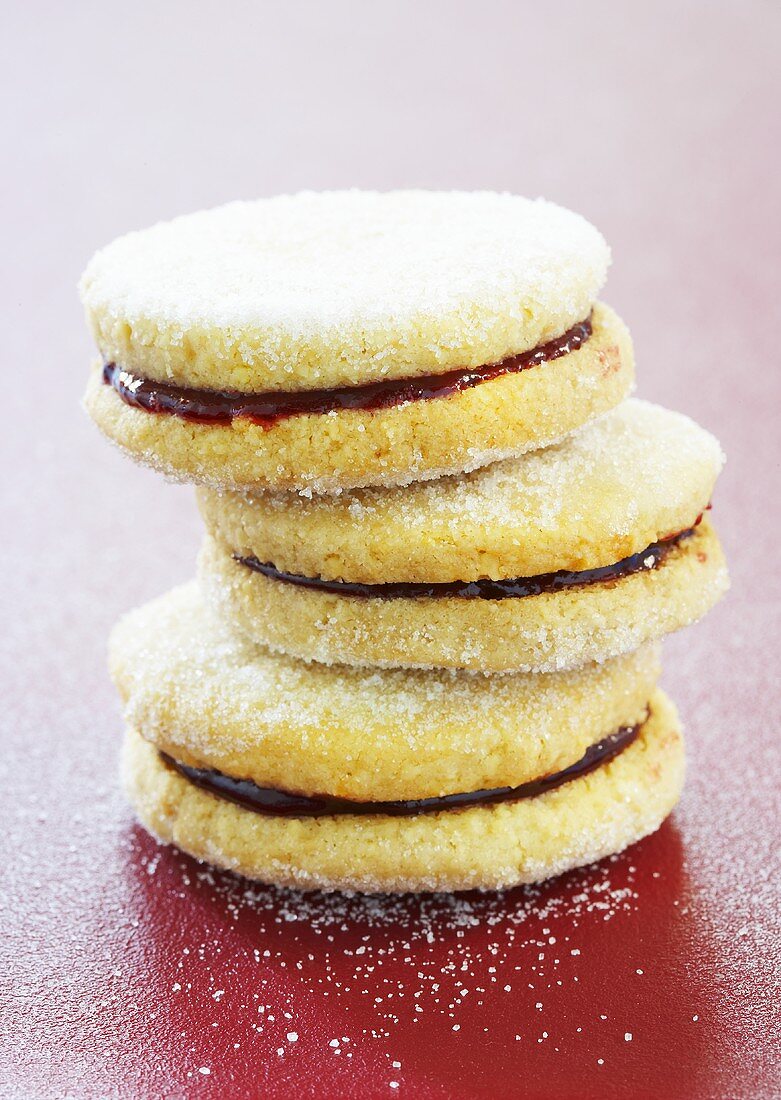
[121,693,684,894]
[81,191,632,492]
[197,400,729,671]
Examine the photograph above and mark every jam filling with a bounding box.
[236,519,703,601]
[160,721,640,819]
[102,315,592,427]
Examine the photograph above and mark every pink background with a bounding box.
[2,3,779,1097]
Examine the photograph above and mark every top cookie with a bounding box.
[81,191,631,492]
[80,190,609,391]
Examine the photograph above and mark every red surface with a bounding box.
[2,4,779,1097]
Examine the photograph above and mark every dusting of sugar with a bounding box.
[80,191,609,379]
[131,832,670,1087]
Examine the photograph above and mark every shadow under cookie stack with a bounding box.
[82,191,729,893]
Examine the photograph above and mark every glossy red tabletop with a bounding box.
[2,4,779,1097]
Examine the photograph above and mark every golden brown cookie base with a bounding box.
[199,520,728,672]
[122,691,684,893]
[83,303,632,493]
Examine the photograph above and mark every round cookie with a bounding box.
[81,191,611,391]
[197,400,729,672]
[80,191,633,492]
[109,582,660,802]
[199,519,726,673]
[122,690,684,893]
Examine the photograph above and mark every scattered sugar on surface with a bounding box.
[129,836,671,1086]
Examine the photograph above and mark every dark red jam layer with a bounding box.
[102,315,592,427]
[236,520,702,601]
[161,722,640,819]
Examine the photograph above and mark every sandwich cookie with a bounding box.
[81,190,632,493]
[197,399,729,673]
[113,584,680,893]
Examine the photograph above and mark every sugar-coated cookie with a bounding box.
[122,691,683,893]
[199,520,725,673]
[81,191,632,492]
[82,190,728,896]
[197,400,728,671]
[109,582,660,801]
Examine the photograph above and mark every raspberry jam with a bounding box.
[236,521,703,601]
[161,722,640,819]
[102,315,592,426]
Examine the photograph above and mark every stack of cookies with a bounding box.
[81,191,728,893]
